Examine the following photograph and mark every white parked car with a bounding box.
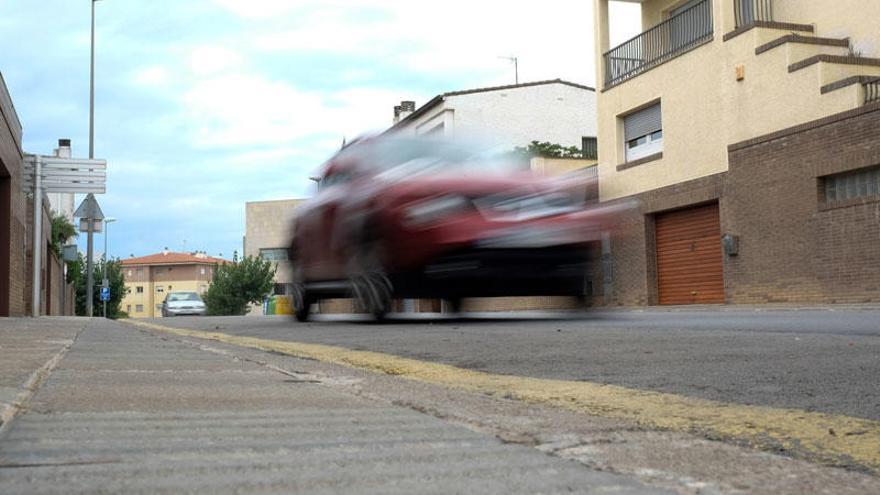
[161,292,207,317]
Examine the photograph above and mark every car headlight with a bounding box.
[403,195,471,226]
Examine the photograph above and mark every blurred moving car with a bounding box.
[161,291,207,317]
[289,136,633,321]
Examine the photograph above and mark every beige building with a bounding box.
[121,250,226,318]
[592,0,880,305]
[244,199,305,294]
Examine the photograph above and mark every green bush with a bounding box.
[203,253,275,316]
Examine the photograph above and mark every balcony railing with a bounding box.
[603,0,713,87]
[734,0,773,29]
[867,78,880,105]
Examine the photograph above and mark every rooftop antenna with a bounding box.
[499,56,519,84]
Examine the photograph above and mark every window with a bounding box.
[135,304,143,312]
[200,267,206,275]
[136,286,144,294]
[126,304,131,313]
[127,270,132,277]
[260,248,289,261]
[824,166,880,203]
[582,137,598,160]
[623,103,663,163]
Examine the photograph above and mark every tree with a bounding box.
[514,141,584,159]
[203,254,275,316]
[71,254,126,318]
[50,213,77,258]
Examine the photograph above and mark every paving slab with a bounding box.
[0,318,666,494]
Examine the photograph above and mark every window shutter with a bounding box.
[624,103,662,141]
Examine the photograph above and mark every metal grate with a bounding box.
[603,0,713,87]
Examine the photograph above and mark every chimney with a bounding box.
[393,105,403,124]
[54,138,72,159]
[399,100,416,121]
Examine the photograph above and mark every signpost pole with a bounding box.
[86,219,94,317]
[31,156,42,317]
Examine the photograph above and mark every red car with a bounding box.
[289,136,629,321]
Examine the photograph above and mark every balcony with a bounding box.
[733,0,773,28]
[603,0,714,87]
[868,78,880,105]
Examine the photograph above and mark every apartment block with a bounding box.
[121,250,226,318]
[593,0,880,305]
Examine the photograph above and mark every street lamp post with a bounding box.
[89,0,100,159]
[86,0,101,316]
[102,217,116,317]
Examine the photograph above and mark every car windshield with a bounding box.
[168,292,201,302]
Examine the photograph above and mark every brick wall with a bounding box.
[0,73,26,316]
[725,103,880,303]
[607,104,880,306]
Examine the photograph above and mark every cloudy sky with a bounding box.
[0,0,639,260]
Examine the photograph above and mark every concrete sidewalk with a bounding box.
[0,317,666,494]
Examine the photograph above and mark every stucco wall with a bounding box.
[596,0,880,201]
[774,0,880,57]
[394,82,597,151]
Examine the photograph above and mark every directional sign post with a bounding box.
[25,153,107,317]
[75,193,105,318]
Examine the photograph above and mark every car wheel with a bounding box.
[349,236,392,322]
[291,268,312,322]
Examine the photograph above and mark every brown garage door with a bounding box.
[655,203,724,305]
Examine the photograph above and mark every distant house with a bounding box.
[120,250,226,318]
[386,79,597,155]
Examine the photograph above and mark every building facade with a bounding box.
[387,79,598,152]
[120,250,226,318]
[243,198,304,294]
[1,72,74,316]
[593,0,880,305]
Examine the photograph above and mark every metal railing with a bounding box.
[866,78,880,105]
[604,0,713,87]
[734,0,773,28]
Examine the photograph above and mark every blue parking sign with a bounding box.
[100,286,110,302]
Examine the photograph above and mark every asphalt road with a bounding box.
[149,308,880,421]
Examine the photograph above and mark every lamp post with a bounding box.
[102,217,116,317]
[85,0,102,316]
[89,0,101,159]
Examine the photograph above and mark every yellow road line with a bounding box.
[126,320,880,472]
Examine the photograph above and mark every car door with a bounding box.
[303,168,353,281]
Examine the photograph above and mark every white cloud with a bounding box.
[131,66,171,87]
[189,45,243,75]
